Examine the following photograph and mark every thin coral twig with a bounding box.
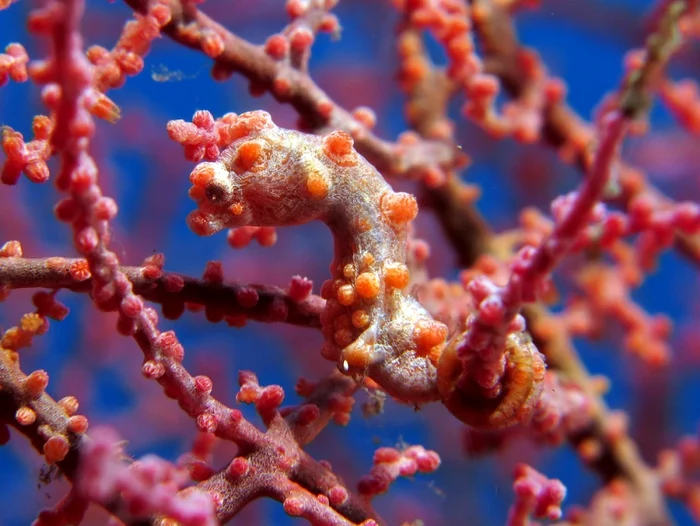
[0,256,324,328]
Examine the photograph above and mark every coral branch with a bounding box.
[506,463,566,526]
[0,256,324,328]
[0,348,87,471]
[77,427,217,526]
[0,319,139,524]
[357,445,441,499]
[436,113,625,430]
[528,305,672,525]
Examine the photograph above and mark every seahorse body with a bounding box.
[185,111,447,403]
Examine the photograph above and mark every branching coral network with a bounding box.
[1,0,700,524]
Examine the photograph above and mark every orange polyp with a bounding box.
[229,203,244,215]
[21,313,44,332]
[333,314,352,330]
[306,170,329,199]
[334,328,354,348]
[355,217,372,232]
[15,407,36,426]
[88,92,121,123]
[361,253,375,267]
[380,192,418,225]
[402,56,429,84]
[317,99,334,118]
[351,309,370,329]
[428,346,442,366]
[190,164,216,188]
[188,185,206,203]
[32,115,52,138]
[342,344,372,368]
[43,435,70,464]
[398,32,420,56]
[342,264,355,279]
[413,320,448,353]
[322,130,358,167]
[272,75,292,97]
[187,211,213,236]
[324,131,352,155]
[336,284,357,306]
[2,130,24,160]
[355,272,380,299]
[235,141,267,172]
[320,279,334,300]
[229,111,274,141]
[384,261,410,289]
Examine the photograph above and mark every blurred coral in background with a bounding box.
[1,0,700,524]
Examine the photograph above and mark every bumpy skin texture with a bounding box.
[185,111,447,403]
[184,110,545,423]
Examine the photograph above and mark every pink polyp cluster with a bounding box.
[185,110,448,403]
[357,445,441,498]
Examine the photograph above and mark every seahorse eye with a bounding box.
[205,182,227,203]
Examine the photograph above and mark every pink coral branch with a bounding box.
[436,112,626,430]
[0,256,324,328]
[506,463,566,526]
[357,445,441,500]
[77,427,217,525]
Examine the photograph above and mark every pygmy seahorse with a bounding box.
[183,110,544,427]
